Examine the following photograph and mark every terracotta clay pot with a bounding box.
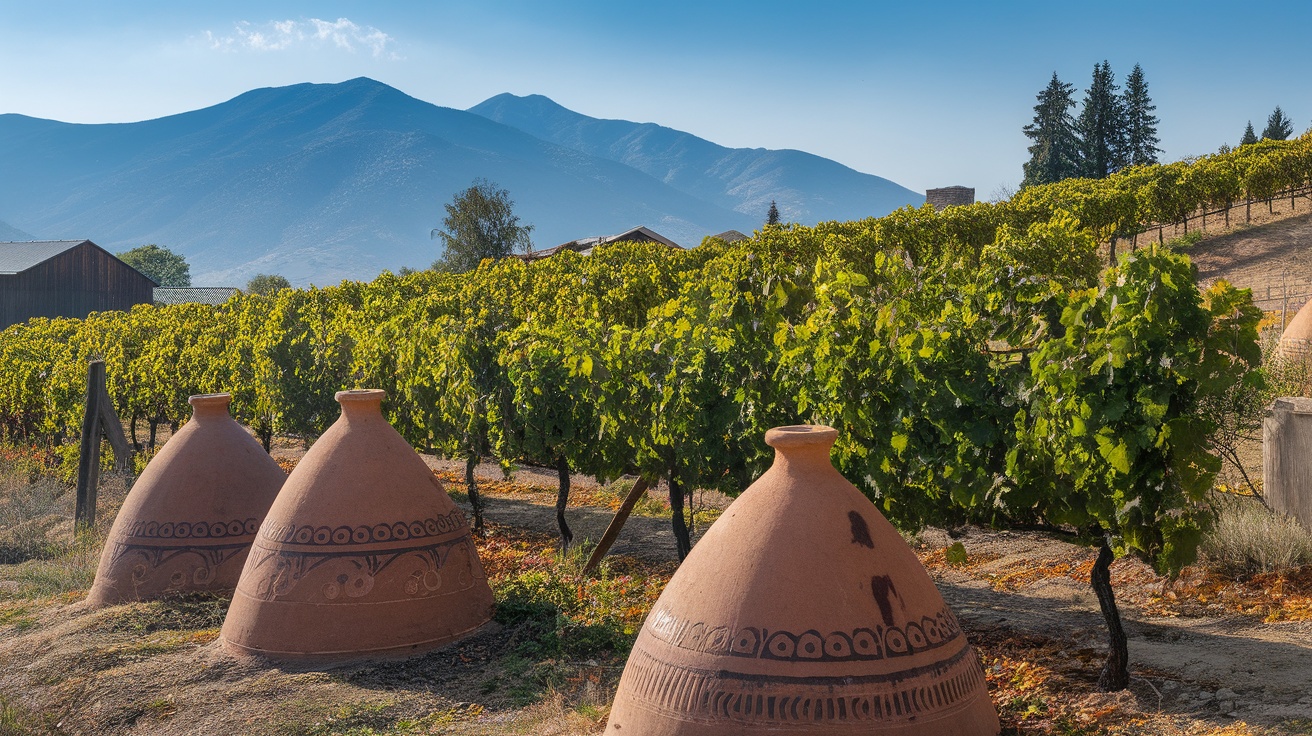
[219,389,493,661]
[86,394,285,607]
[1279,298,1312,361]
[605,425,1000,735]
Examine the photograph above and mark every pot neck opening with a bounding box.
[765,425,839,468]
[188,393,232,421]
[335,389,386,420]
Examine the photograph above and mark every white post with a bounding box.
[1265,398,1312,530]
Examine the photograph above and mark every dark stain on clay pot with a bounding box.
[870,574,900,627]
[849,510,875,548]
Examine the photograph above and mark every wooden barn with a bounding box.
[0,240,157,329]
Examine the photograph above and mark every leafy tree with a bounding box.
[245,273,291,296]
[766,200,781,226]
[1076,61,1125,178]
[1120,64,1160,167]
[1239,121,1258,146]
[1263,106,1294,141]
[117,244,190,287]
[1022,73,1082,187]
[431,179,534,273]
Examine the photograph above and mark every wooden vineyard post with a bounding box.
[583,476,651,575]
[75,360,134,529]
[75,361,106,529]
[98,382,133,473]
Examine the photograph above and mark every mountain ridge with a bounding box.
[468,92,922,223]
[0,78,920,285]
[0,220,35,241]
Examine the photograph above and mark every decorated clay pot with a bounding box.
[219,389,493,661]
[1279,298,1312,361]
[86,394,285,607]
[605,425,1000,735]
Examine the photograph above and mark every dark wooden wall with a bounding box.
[0,242,155,329]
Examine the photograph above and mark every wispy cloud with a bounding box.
[203,18,399,59]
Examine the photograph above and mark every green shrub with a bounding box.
[1166,230,1204,250]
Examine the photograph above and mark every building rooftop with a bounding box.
[523,226,683,262]
[710,230,749,243]
[0,240,89,275]
[153,287,241,306]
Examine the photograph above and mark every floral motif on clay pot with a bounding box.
[219,389,494,661]
[604,425,1000,735]
[86,394,285,607]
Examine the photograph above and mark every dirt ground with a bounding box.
[924,527,1312,727]
[1189,208,1312,313]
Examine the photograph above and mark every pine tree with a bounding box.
[1120,64,1160,167]
[1263,106,1294,141]
[1076,61,1124,179]
[1240,121,1258,146]
[1022,72,1081,187]
[766,200,780,226]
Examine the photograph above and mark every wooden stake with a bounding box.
[75,361,105,529]
[583,476,651,574]
[98,385,133,474]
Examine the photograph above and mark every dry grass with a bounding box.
[1202,496,1312,579]
[0,468,73,565]
[0,467,131,605]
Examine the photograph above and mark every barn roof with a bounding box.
[0,240,89,275]
[521,226,683,262]
[710,230,749,242]
[154,287,240,306]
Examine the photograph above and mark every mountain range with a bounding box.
[0,78,922,285]
[468,93,920,226]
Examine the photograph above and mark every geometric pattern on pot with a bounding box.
[121,517,262,541]
[102,516,263,592]
[258,508,467,547]
[619,643,989,726]
[643,603,965,663]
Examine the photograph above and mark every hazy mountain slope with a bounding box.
[0,221,35,241]
[468,93,923,223]
[0,79,757,285]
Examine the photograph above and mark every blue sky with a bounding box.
[2,1,1309,199]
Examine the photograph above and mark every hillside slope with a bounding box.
[0,220,34,241]
[1187,204,1312,312]
[469,93,923,224]
[0,79,758,285]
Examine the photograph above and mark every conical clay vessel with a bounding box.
[1279,298,1312,361]
[87,394,286,607]
[605,425,999,735]
[220,389,493,661]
